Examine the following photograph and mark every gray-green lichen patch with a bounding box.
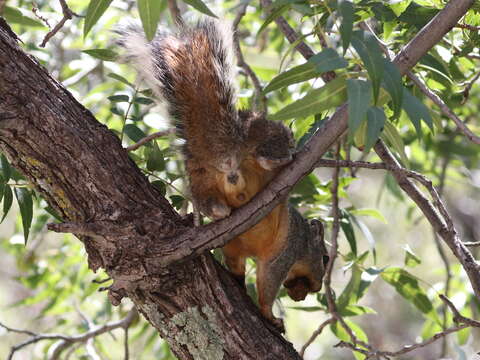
[170,306,225,360]
[140,303,225,360]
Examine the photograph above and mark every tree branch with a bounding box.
[40,0,78,48]
[0,309,137,360]
[125,129,176,152]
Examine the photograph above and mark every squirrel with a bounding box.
[116,19,329,332]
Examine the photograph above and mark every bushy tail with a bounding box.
[116,20,243,157]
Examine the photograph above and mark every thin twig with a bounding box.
[40,0,78,47]
[125,129,176,152]
[461,70,480,103]
[463,241,480,247]
[233,3,267,113]
[455,23,480,31]
[407,71,480,144]
[299,317,334,357]
[32,3,51,28]
[49,308,138,360]
[440,294,480,327]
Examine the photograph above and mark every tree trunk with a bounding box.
[0,19,301,360]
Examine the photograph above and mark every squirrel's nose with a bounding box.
[227,172,239,185]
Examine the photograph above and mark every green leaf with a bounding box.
[82,49,117,61]
[14,188,33,244]
[338,0,354,54]
[364,107,385,152]
[257,3,291,36]
[337,264,362,311]
[124,124,147,142]
[402,87,433,137]
[403,244,421,267]
[137,0,163,41]
[108,95,130,103]
[351,31,384,104]
[170,195,184,210]
[340,210,357,256]
[381,121,409,166]
[182,0,217,18]
[134,97,155,105]
[3,6,46,27]
[151,180,167,196]
[0,182,4,204]
[1,185,12,223]
[84,0,113,38]
[382,59,403,119]
[381,267,433,314]
[269,75,347,121]
[108,73,135,88]
[297,115,327,148]
[350,208,387,223]
[330,320,368,360]
[340,305,376,317]
[0,155,11,183]
[388,0,412,17]
[146,143,166,172]
[347,79,371,138]
[264,49,347,94]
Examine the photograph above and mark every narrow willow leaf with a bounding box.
[137,0,163,41]
[4,6,46,27]
[84,0,113,38]
[382,59,403,119]
[82,49,117,61]
[402,87,433,138]
[338,0,354,54]
[0,182,4,204]
[350,208,387,223]
[269,75,347,121]
[364,106,385,152]
[381,267,433,314]
[340,209,357,256]
[403,244,421,267]
[351,31,384,104]
[381,121,409,166]
[0,155,11,182]
[108,73,135,88]
[389,0,412,17]
[337,264,362,311]
[182,0,217,18]
[1,185,12,223]
[264,48,347,94]
[340,305,376,317]
[108,95,130,103]
[124,124,147,142]
[14,188,33,244]
[347,79,371,139]
[146,142,166,171]
[257,3,292,36]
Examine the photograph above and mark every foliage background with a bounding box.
[1,0,480,359]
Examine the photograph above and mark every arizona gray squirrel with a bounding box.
[116,19,329,332]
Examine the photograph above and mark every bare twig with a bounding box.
[0,0,6,15]
[167,0,184,27]
[1,310,137,360]
[32,3,51,28]
[233,3,267,113]
[407,71,480,144]
[455,23,480,31]
[335,323,469,359]
[299,317,334,357]
[49,308,138,360]
[461,70,480,103]
[440,294,480,327]
[40,0,78,48]
[125,129,176,152]
[463,241,480,247]
[124,327,130,360]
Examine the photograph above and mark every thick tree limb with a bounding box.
[0,18,301,360]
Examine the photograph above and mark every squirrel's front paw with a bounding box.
[203,198,231,220]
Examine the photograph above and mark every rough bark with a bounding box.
[0,18,300,360]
